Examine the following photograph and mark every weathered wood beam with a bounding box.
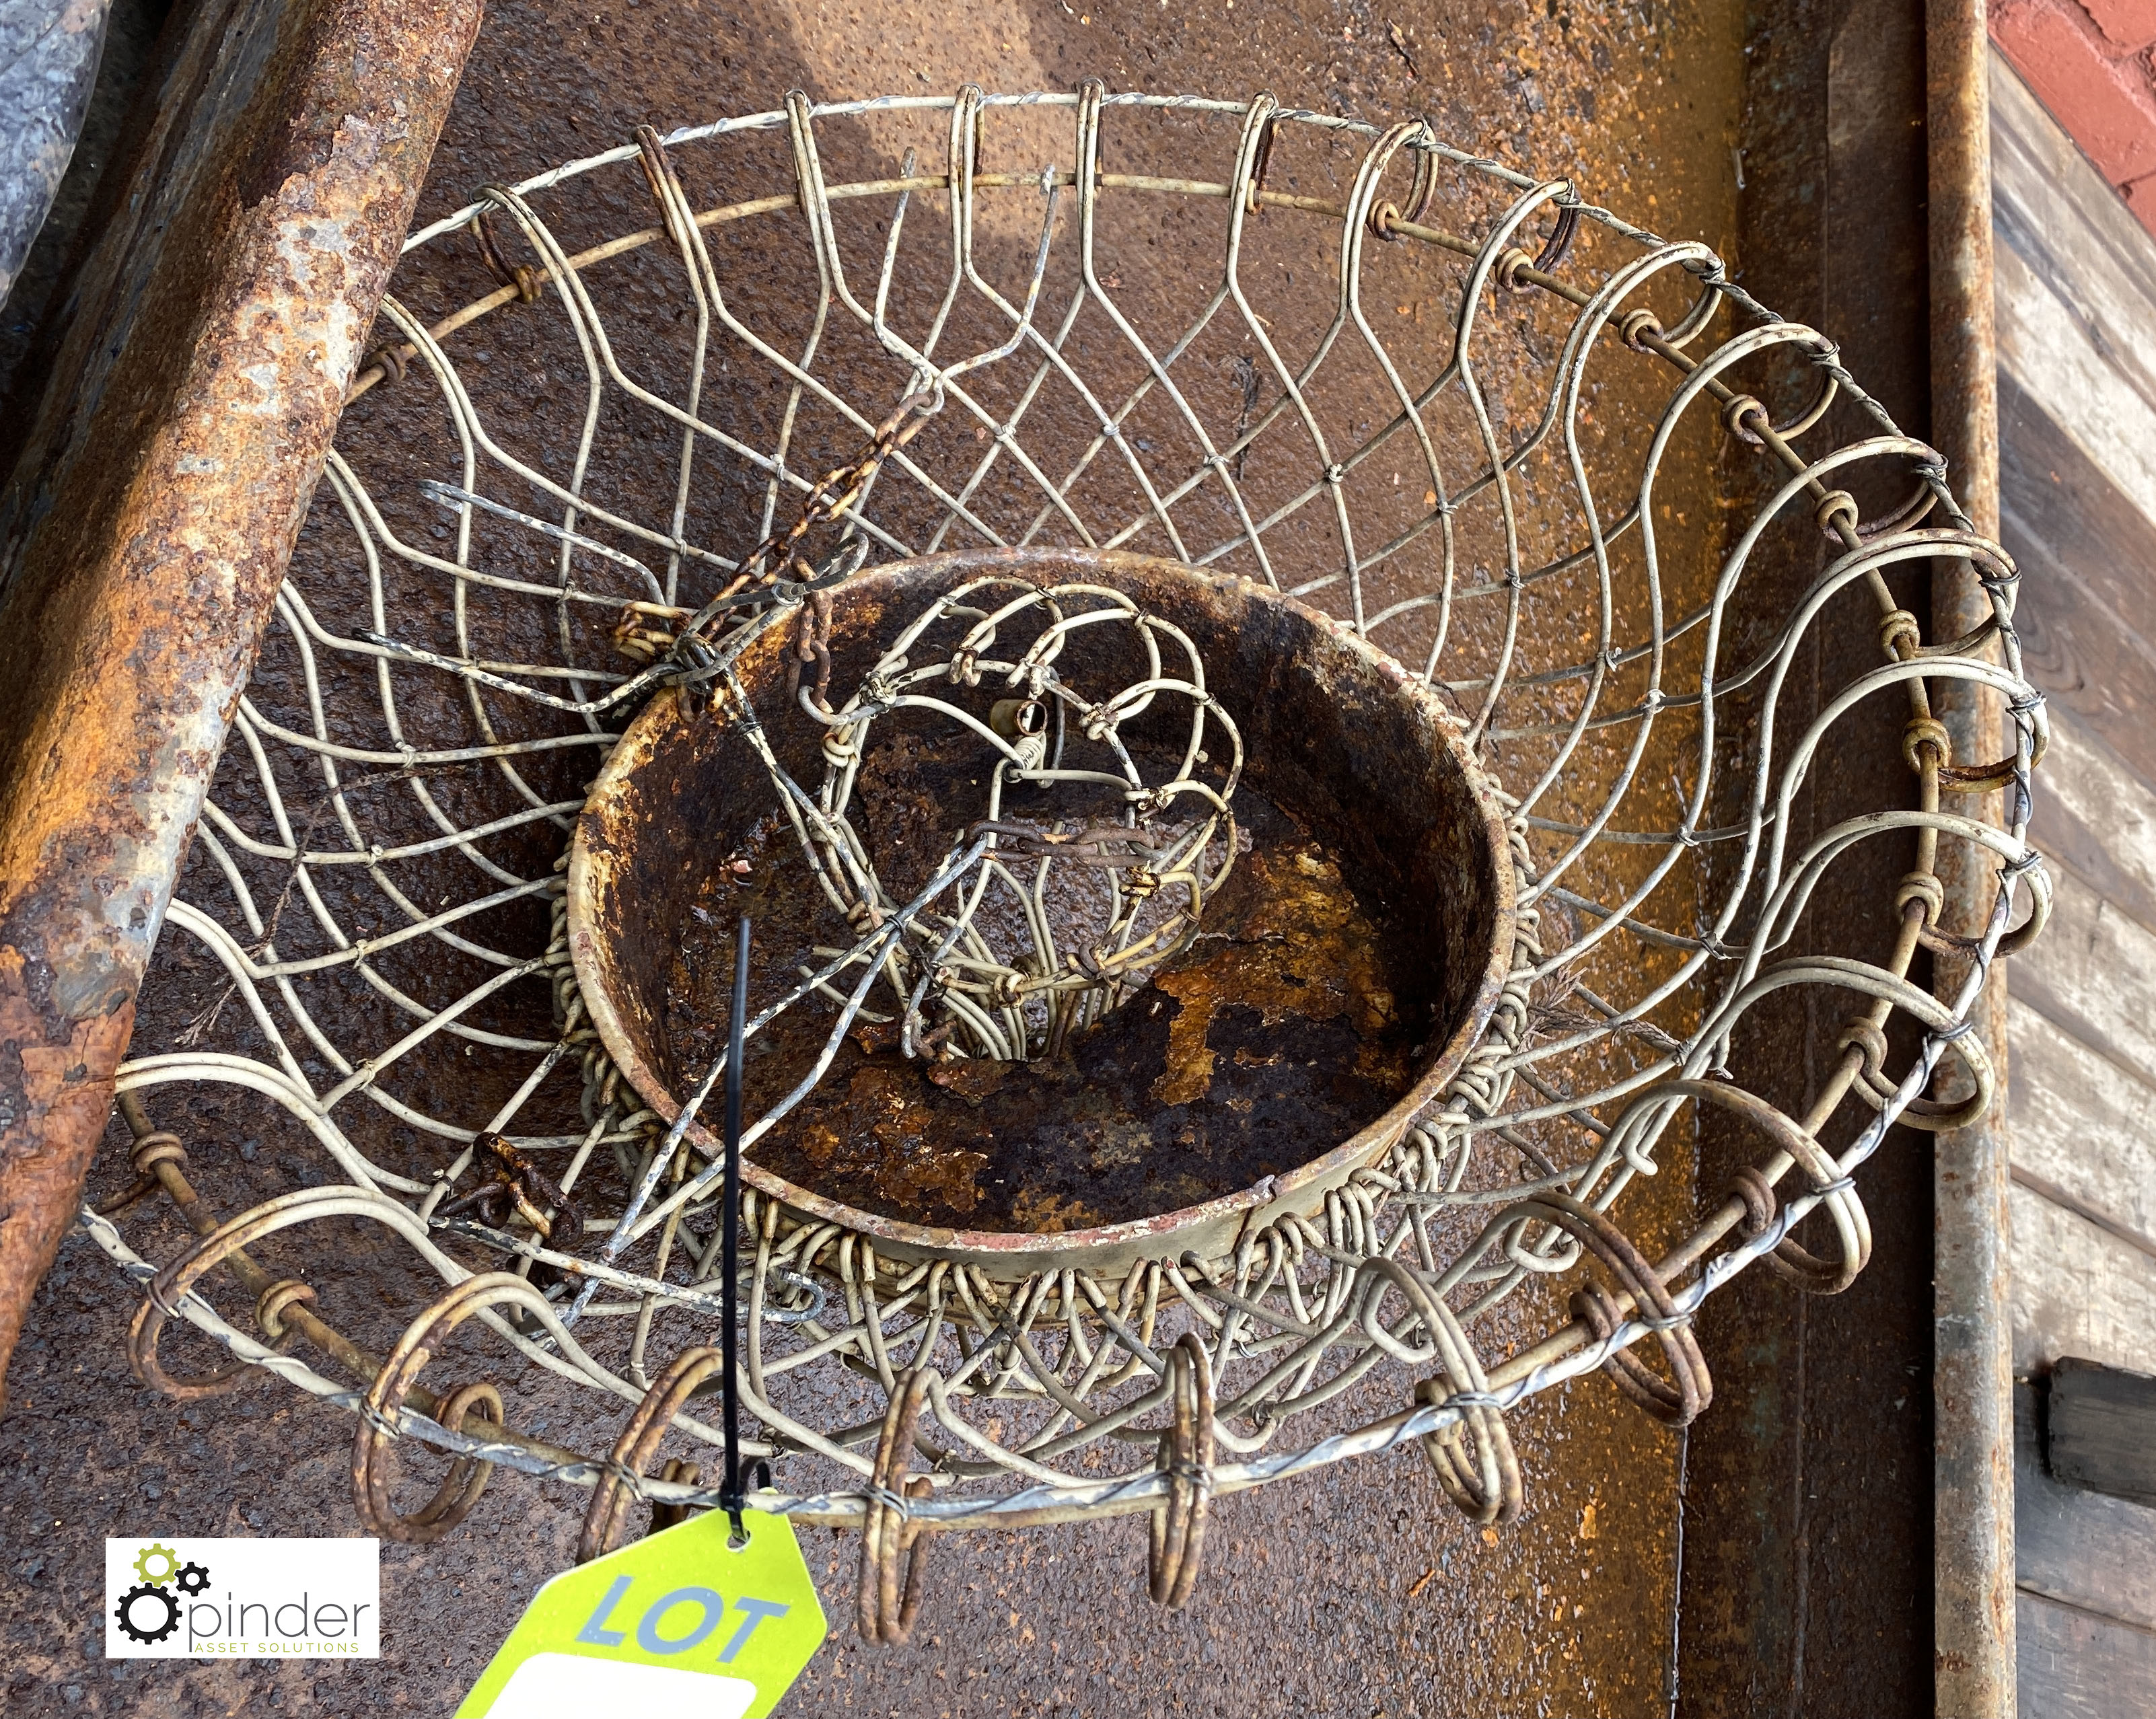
[2047,1357,2156,1508]
[2017,1589,2156,1719]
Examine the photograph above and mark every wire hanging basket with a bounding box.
[90,82,2048,1639]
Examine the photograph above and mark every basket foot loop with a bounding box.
[351,1273,547,1543]
[578,1344,727,1563]
[858,1368,938,1645]
[351,1375,505,1544]
[1410,1295,1523,1527]
[1146,1331,1215,1609]
[1700,1083,1873,1296]
[122,1144,261,1401]
[1504,1192,1713,1428]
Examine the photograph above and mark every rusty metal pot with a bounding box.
[567,546,1514,1278]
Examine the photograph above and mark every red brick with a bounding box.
[1995,0,2156,182]
[2126,171,2156,235]
[2077,0,2156,53]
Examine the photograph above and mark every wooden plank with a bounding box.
[1993,50,2156,391]
[2008,564,2156,791]
[1996,240,2156,527]
[2019,1589,2156,1718]
[1991,52,2156,795]
[2009,867,2156,1091]
[2000,367,2156,658]
[2017,1381,2156,1635]
[2015,1161,2156,1280]
[1988,62,2156,1712]
[2050,1358,2156,1507]
[2009,1181,2156,1378]
[2000,378,2156,786]
[2007,999,2156,1257]
[1992,51,2156,519]
[2028,711,2156,942]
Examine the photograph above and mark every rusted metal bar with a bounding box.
[0,0,484,1414]
[1927,2,2015,1714]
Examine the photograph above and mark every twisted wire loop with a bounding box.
[578,1344,725,1562]
[352,1274,539,1543]
[122,1137,331,1401]
[94,1131,186,1219]
[1147,1331,1216,1607]
[859,1368,937,1646]
[1393,1265,1521,1526]
[386,1380,508,1541]
[86,85,2050,1615]
[1513,1193,1711,1428]
[1679,1078,1872,1295]
[116,1138,254,1400]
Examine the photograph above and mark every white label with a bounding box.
[482,1652,756,1719]
[104,1537,380,1659]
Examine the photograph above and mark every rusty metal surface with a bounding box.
[0,0,484,1412]
[569,546,1516,1279]
[1927,2,2016,1714]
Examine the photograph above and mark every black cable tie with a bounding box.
[719,914,752,1542]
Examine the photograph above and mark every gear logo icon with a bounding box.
[115,1543,210,1648]
[115,1582,181,1646]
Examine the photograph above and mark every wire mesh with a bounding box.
[89,84,2048,1631]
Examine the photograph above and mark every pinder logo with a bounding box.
[113,1543,207,1645]
[104,1539,380,1660]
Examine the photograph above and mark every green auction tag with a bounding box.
[456,1506,826,1719]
